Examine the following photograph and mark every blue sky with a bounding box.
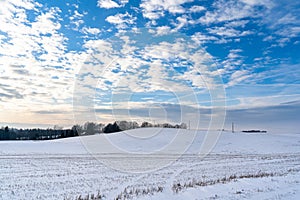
[0,0,299,132]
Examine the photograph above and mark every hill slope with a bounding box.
[0,128,299,199]
[0,128,299,155]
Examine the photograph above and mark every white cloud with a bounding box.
[83,39,115,57]
[197,0,298,46]
[168,5,186,14]
[208,26,253,38]
[143,11,165,21]
[97,0,129,9]
[227,49,243,59]
[217,49,246,79]
[106,14,124,24]
[97,0,120,9]
[140,0,193,21]
[259,2,300,43]
[77,31,221,99]
[198,0,264,25]
[276,37,290,47]
[32,8,62,34]
[191,32,218,44]
[225,20,249,28]
[240,0,274,9]
[69,10,86,30]
[105,12,136,29]
[189,5,206,13]
[81,27,101,35]
[227,70,252,87]
[155,26,171,36]
[275,26,300,38]
[277,13,298,25]
[141,39,219,90]
[172,15,189,31]
[0,0,88,126]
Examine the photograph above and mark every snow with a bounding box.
[0,128,299,199]
[1,128,299,155]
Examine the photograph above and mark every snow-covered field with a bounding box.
[0,128,299,199]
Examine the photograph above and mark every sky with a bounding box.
[0,0,299,132]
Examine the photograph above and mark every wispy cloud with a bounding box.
[189,5,206,13]
[81,26,101,35]
[208,26,253,38]
[199,0,271,25]
[140,0,193,21]
[258,0,300,45]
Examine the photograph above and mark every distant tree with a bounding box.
[9,131,17,140]
[53,125,63,130]
[95,123,105,133]
[141,122,153,128]
[162,123,173,128]
[3,126,10,140]
[180,123,187,129]
[60,130,65,138]
[84,122,96,135]
[116,121,128,131]
[103,122,121,133]
[72,125,82,136]
[116,121,140,131]
[130,121,139,129]
[29,129,38,140]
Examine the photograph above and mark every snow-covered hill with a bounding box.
[0,128,299,155]
[0,128,299,199]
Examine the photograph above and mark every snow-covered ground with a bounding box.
[0,128,299,199]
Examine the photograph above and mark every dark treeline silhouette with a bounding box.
[0,126,78,140]
[0,121,187,140]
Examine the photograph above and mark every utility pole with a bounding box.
[188,120,190,130]
[232,122,234,133]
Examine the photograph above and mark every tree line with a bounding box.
[0,121,187,140]
[0,126,78,140]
